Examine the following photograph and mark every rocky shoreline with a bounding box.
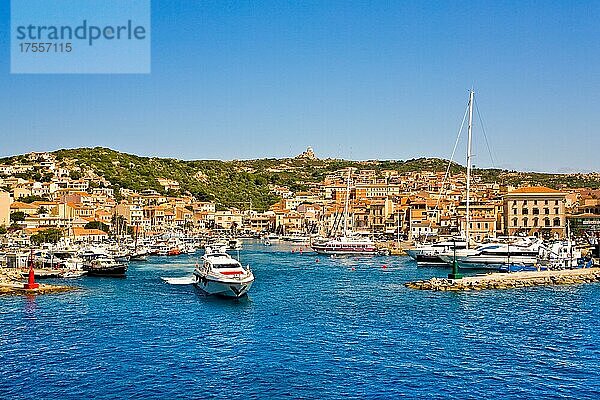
[405,268,600,291]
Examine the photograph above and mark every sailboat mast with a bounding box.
[465,89,474,248]
[343,167,351,236]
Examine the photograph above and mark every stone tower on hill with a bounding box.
[296,146,317,160]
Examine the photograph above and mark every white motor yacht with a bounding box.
[449,238,544,270]
[406,239,469,265]
[193,246,254,298]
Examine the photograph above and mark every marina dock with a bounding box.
[405,267,600,291]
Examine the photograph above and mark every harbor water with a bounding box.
[1,242,599,399]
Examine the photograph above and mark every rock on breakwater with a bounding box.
[405,268,600,291]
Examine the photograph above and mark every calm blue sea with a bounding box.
[1,242,599,399]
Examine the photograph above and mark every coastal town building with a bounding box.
[0,190,11,227]
[503,186,567,239]
[1,150,599,245]
[214,210,243,230]
[72,227,109,243]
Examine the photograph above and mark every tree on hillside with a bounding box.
[85,221,109,233]
[19,195,50,203]
[30,228,62,245]
[10,211,26,222]
[70,170,82,180]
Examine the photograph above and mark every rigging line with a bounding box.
[423,100,470,241]
[474,97,497,169]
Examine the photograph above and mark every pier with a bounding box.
[0,268,77,295]
[405,268,600,291]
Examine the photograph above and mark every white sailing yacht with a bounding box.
[311,168,379,255]
[407,90,479,265]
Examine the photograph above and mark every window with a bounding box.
[544,208,549,215]
[484,222,489,229]
[513,200,517,206]
[522,208,528,215]
[477,223,481,229]
[533,217,538,227]
[544,218,550,227]
[512,218,518,227]
[523,200,528,205]
[534,200,538,205]
[553,218,560,227]
[554,208,559,214]
[545,200,548,205]
[523,217,528,227]
[513,208,517,215]
[533,208,539,215]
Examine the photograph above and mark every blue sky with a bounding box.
[1,1,599,172]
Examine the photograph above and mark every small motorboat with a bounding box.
[83,257,128,277]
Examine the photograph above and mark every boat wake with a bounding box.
[161,276,195,285]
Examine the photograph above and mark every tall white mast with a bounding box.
[465,89,474,248]
[343,167,351,236]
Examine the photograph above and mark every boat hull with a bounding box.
[457,257,537,270]
[193,274,253,298]
[414,254,447,266]
[312,247,379,255]
[84,264,128,277]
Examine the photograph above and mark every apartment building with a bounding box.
[503,186,567,238]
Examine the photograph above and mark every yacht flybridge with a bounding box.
[193,245,254,298]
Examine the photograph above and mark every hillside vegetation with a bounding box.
[2,147,600,210]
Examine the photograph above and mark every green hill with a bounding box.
[49,148,466,210]
[2,147,599,210]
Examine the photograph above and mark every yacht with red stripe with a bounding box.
[193,245,254,298]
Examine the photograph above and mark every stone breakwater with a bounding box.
[0,269,77,295]
[405,268,600,291]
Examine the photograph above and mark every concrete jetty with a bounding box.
[0,268,77,296]
[405,268,600,291]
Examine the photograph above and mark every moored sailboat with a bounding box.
[311,168,380,256]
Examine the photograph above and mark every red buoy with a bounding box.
[24,254,39,290]
[382,265,387,269]
[315,258,319,263]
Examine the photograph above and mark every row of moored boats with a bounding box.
[406,236,593,272]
